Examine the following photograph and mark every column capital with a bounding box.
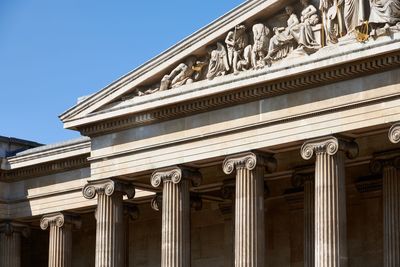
[150,193,203,211]
[370,156,400,174]
[222,151,277,174]
[40,212,81,230]
[82,179,135,200]
[389,123,400,144]
[150,166,202,188]
[301,136,358,160]
[221,179,235,200]
[0,221,30,237]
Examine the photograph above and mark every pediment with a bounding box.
[60,0,400,133]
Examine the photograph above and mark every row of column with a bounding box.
[1,123,399,267]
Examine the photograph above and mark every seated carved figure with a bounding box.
[206,43,230,80]
[265,6,299,64]
[369,0,400,36]
[159,56,198,91]
[290,0,320,53]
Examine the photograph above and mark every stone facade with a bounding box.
[1,0,400,266]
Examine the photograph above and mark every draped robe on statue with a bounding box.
[369,0,400,25]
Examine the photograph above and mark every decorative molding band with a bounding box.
[222,151,277,174]
[79,52,400,136]
[0,155,89,182]
[150,166,202,188]
[0,221,30,237]
[82,179,135,199]
[370,157,400,174]
[40,212,81,230]
[389,123,400,144]
[301,136,359,160]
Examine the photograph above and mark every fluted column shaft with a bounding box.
[0,222,28,267]
[301,136,358,267]
[83,179,135,267]
[151,166,202,267]
[372,156,400,267]
[163,179,190,267]
[316,151,347,267]
[383,165,400,267]
[41,213,79,267]
[0,231,21,267]
[304,178,315,267]
[223,152,276,267]
[236,165,265,267]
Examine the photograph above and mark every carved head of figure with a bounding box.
[185,56,197,67]
[285,6,294,15]
[234,24,246,34]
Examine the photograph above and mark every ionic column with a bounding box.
[370,157,400,267]
[301,136,358,267]
[83,179,135,267]
[40,213,80,267]
[151,166,202,267]
[222,152,276,267]
[293,173,315,267]
[0,222,29,267]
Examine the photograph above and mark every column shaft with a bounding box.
[83,179,135,267]
[315,151,347,267]
[235,165,265,267]
[161,179,190,267]
[0,232,21,267]
[304,179,314,267]
[48,224,72,267]
[95,192,124,267]
[383,166,400,267]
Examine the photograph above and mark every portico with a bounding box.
[1,0,400,266]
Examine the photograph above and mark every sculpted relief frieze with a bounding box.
[126,0,400,99]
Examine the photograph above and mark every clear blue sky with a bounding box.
[0,0,244,144]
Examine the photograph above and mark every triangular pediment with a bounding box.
[59,0,296,127]
[60,0,400,132]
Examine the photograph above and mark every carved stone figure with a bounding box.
[290,0,320,53]
[265,6,299,64]
[159,56,198,90]
[251,23,270,69]
[206,43,230,80]
[320,0,346,43]
[225,25,249,74]
[369,0,400,35]
[343,0,365,35]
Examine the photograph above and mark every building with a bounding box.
[1,0,400,266]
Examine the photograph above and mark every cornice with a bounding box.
[0,155,89,182]
[78,47,400,137]
[6,138,90,169]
